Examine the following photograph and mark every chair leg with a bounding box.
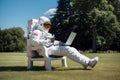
[62,57,68,67]
[45,58,52,71]
[27,58,33,69]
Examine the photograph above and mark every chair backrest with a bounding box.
[27,19,38,35]
[27,19,50,58]
[27,19,40,57]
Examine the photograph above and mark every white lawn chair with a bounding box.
[27,19,67,70]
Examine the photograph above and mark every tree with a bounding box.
[0,27,26,52]
[71,0,120,51]
[108,0,120,51]
[50,0,120,51]
[90,9,119,50]
[110,31,120,51]
[50,0,72,42]
[108,0,120,22]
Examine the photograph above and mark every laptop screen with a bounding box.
[65,32,77,45]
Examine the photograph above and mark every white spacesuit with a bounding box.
[30,16,99,69]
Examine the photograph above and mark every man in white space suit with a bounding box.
[30,16,99,69]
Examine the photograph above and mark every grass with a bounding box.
[0,52,120,80]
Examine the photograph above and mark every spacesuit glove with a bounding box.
[44,39,53,47]
[51,34,55,42]
[53,40,65,46]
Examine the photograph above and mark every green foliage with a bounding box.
[51,0,120,51]
[0,27,26,52]
[72,0,120,50]
[110,31,120,51]
[109,0,120,22]
[89,8,119,50]
[50,0,72,42]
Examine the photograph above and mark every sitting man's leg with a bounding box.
[48,46,99,69]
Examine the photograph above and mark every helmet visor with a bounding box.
[44,22,51,31]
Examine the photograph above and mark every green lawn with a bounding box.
[0,52,120,80]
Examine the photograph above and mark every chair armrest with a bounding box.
[30,46,49,58]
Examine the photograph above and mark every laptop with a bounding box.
[65,32,77,45]
[53,32,77,46]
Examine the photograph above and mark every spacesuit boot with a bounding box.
[88,57,99,68]
[66,47,90,69]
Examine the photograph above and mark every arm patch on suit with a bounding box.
[33,33,39,36]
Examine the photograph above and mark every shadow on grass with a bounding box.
[0,66,46,71]
[54,67,91,71]
[0,66,91,71]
